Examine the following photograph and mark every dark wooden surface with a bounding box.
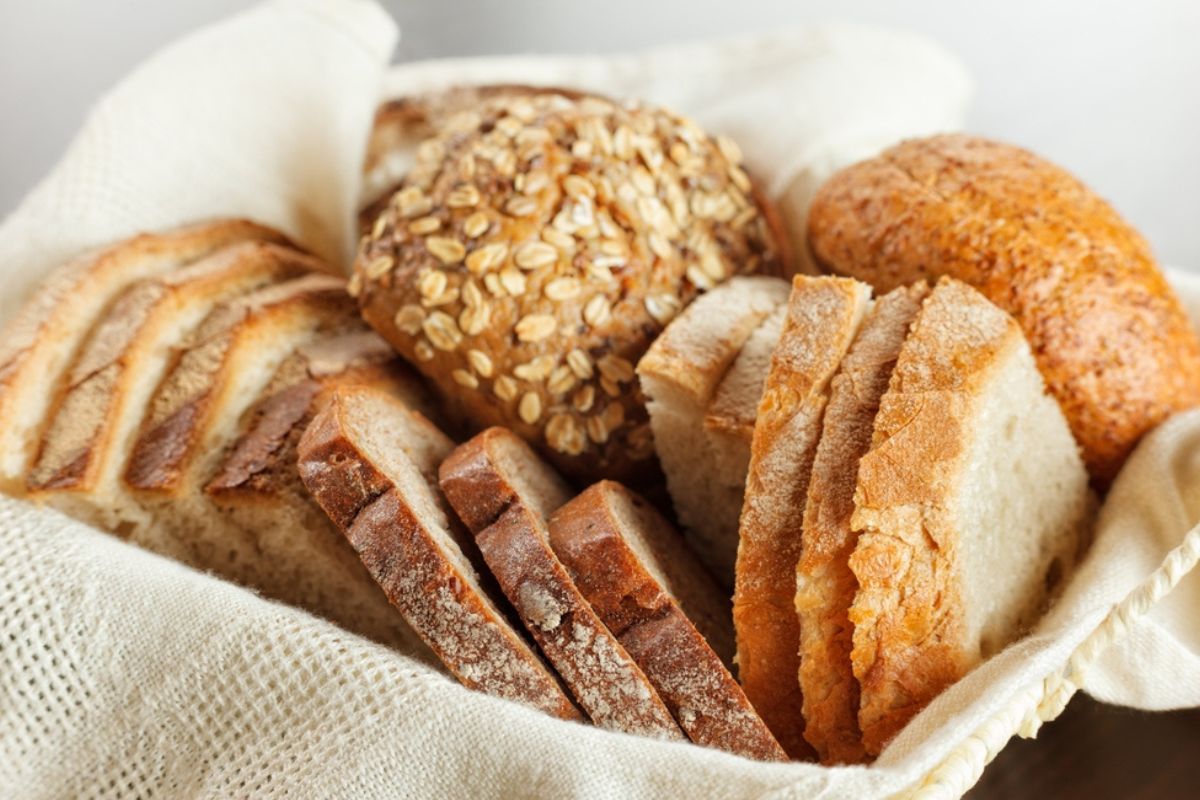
[967,695,1200,799]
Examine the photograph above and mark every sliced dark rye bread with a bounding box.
[733,275,871,760]
[298,386,580,719]
[438,427,683,739]
[548,481,786,762]
[204,330,436,654]
[636,276,789,582]
[26,242,319,526]
[0,219,291,491]
[123,273,358,570]
[794,283,929,765]
[848,278,1092,755]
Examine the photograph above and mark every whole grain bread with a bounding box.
[354,90,786,483]
[807,133,1200,484]
[0,219,290,491]
[637,276,789,580]
[549,481,786,761]
[795,283,928,764]
[439,427,682,739]
[848,277,1091,755]
[733,275,872,759]
[298,386,581,719]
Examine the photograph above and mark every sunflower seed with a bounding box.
[518,392,543,425]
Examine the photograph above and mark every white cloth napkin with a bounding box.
[1,2,1196,798]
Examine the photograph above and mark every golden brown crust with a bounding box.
[848,278,1019,754]
[355,90,785,484]
[298,392,580,720]
[438,429,682,738]
[796,283,928,764]
[548,481,786,762]
[733,275,870,760]
[0,219,292,489]
[807,133,1200,485]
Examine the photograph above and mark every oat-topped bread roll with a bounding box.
[807,134,1200,484]
[354,89,788,482]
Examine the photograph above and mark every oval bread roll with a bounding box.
[354,89,787,483]
[807,133,1200,484]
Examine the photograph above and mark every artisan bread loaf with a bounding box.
[795,283,928,764]
[354,89,786,483]
[205,330,435,654]
[848,277,1091,755]
[549,481,785,762]
[123,274,358,570]
[0,219,290,491]
[733,275,871,759]
[298,386,581,719]
[439,428,683,739]
[637,276,789,579]
[26,242,318,522]
[807,133,1200,484]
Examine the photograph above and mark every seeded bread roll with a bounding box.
[807,133,1200,484]
[354,89,787,483]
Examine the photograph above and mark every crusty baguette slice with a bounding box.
[795,283,929,764]
[26,242,319,520]
[297,387,581,719]
[439,427,683,739]
[702,301,789,576]
[637,276,789,580]
[123,273,357,568]
[0,219,290,491]
[204,331,435,655]
[548,481,786,762]
[733,275,872,760]
[849,277,1091,755]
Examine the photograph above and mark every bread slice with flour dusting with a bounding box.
[0,219,290,491]
[298,387,580,720]
[549,481,787,762]
[733,275,872,760]
[795,283,929,764]
[848,277,1091,755]
[439,428,683,739]
[637,276,789,580]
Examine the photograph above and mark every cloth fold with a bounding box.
[0,2,1196,798]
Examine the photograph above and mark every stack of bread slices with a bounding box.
[641,274,1093,762]
[0,219,439,656]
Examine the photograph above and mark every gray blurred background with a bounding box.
[2,0,1197,265]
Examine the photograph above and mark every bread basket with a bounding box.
[1,2,1197,797]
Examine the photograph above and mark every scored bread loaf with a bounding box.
[548,481,786,762]
[438,427,683,739]
[354,89,786,483]
[123,273,358,569]
[733,275,872,760]
[795,283,928,764]
[0,219,290,491]
[205,330,436,654]
[807,133,1200,484]
[637,276,790,580]
[848,277,1091,755]
[26,242,318,523]
[298,386,581,719]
